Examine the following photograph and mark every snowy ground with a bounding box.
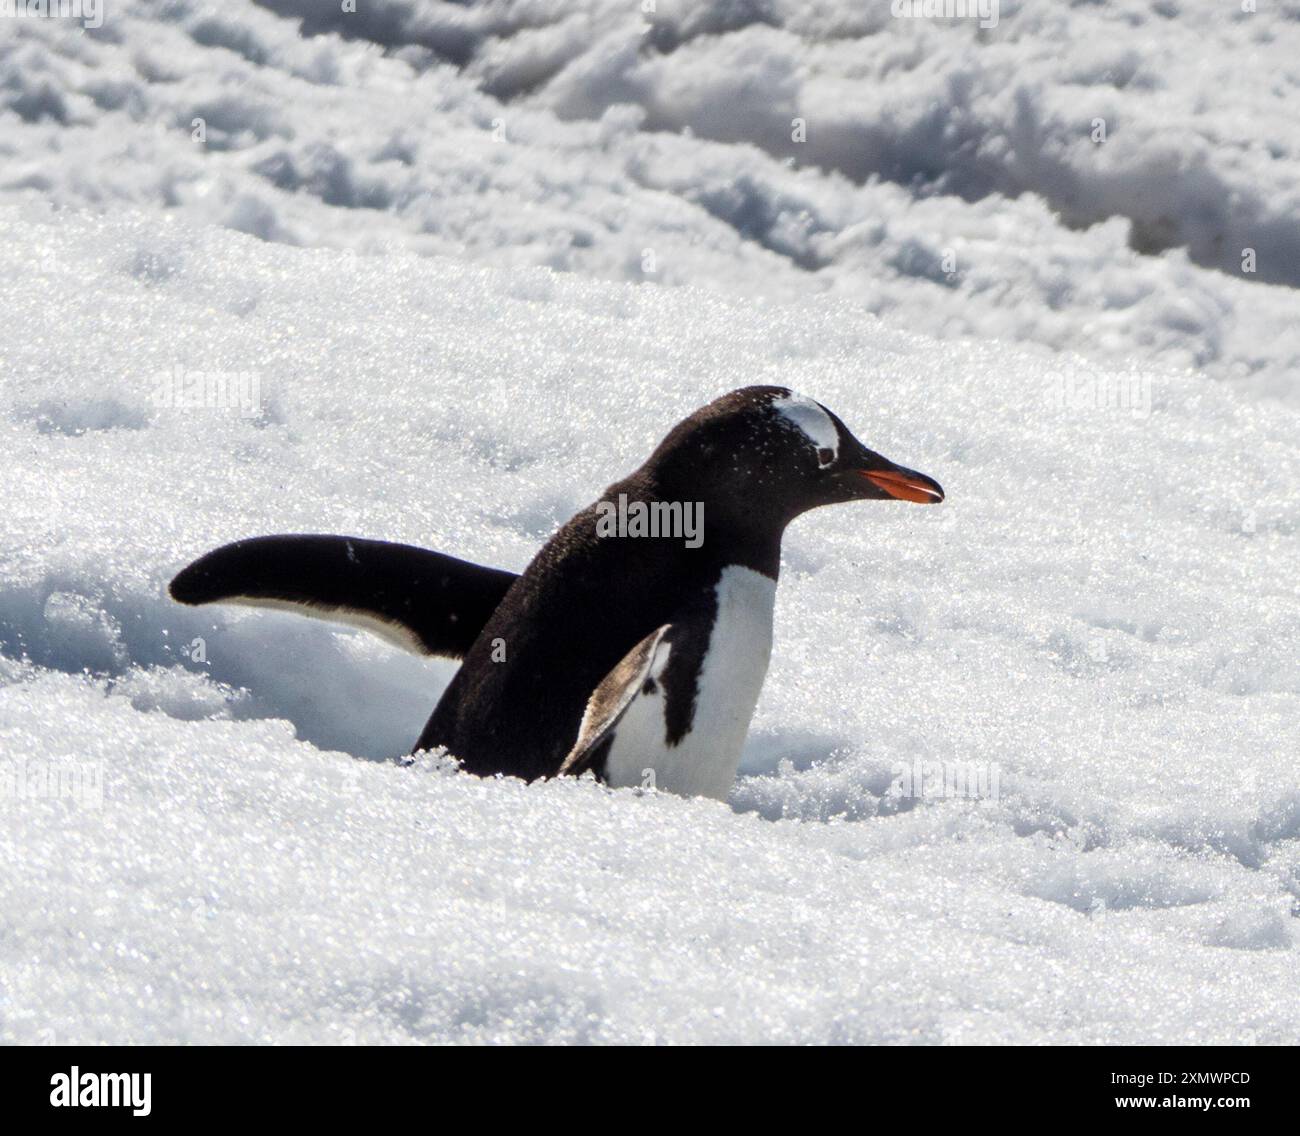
[2,205,1297,1044]
[1,2,1299,1045]
[4,0,1300,401]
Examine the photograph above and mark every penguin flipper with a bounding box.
[169,534,517,659]
[559,623,674,781]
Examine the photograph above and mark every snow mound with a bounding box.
[3,1,1299,401]
[1,205,1297,1043]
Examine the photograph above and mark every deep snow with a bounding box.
[1,202,1298,1044]
[4,1,1300,401]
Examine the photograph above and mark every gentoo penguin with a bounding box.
[170,387,943,799]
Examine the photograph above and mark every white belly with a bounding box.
[604,566,776,800]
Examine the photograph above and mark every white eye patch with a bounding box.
[771,392,839,468]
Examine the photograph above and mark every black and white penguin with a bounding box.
[170,386,943,799]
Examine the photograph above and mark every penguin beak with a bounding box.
[854,454,945,504]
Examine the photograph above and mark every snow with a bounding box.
[1,0,1299,1045]
[2,202,1297,1044]
[3,1,1300,401]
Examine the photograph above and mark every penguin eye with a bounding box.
[816,447,835,468]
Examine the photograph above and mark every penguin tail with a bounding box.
[168,534,517,659]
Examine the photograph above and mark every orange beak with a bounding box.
[859,467,945,504]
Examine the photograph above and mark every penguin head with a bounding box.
[648,386,944,529]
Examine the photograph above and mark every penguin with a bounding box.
[170,386,943,799]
